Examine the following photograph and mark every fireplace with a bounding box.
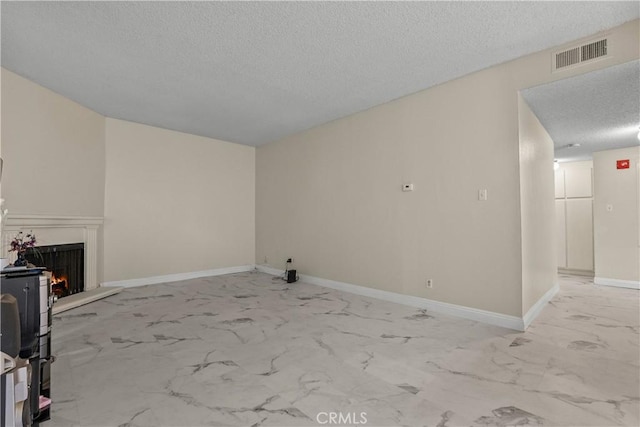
[25,243,84,298]
[2,215,102,292]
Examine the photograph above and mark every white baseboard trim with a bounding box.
[594,277,640,290]
[523,283,559,329]
[254,265,284,277]
[101,265,255,288]
[255,265,525,331]
[558,268,593,277]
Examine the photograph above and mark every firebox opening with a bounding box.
[50,272,70,298]
[25,243,84,298]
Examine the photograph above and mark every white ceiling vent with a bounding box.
[553,38,608,71]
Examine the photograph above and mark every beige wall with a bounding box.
[1,67,256,284]
[1,68,106,217]
[257,20,639,317]
[257,66,523,316]
[518,95,556,315]
[103,119,255,282]
[1,68,106,281]
[593,146,640,283]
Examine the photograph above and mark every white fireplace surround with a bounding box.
[2,214,102,291]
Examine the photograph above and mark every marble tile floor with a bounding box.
[48,272,639,427]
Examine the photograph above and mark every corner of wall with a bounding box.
[517,93,557,317]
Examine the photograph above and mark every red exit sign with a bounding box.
[617,159,630,169]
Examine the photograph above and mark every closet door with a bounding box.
[555,170,566,199]
[556,200,567,268]
[566,198,593,271]
[565,167,592,198]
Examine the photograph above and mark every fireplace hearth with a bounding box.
[26,243,84,298]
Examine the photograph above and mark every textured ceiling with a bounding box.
[1,2,638,146]
[522,60,640,162]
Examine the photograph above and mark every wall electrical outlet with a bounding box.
[478,189,488,201]
[286,258,293,263]
[426,279,433,288]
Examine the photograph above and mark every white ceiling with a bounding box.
[1,1,638,146]
[522,60,640,162]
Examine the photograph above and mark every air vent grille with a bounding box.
[553,38,608,71]
[581,39,607,61]
[556,47,580,69]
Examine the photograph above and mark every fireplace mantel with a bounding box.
[4,214,104,227]
[2,214,103,291]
